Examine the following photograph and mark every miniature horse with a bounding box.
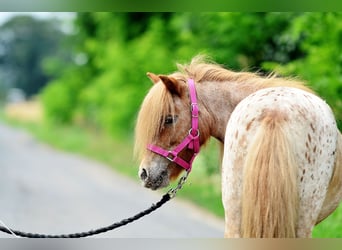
[134,56,342,237]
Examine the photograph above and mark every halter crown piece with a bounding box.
[147,79,200,172]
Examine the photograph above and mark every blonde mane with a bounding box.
[175,55,313,92]
[135,55,313,160]
[134,82,175,160]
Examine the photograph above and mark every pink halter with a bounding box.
[147,79,200,172]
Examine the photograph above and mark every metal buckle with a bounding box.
[166,151,177,162]
[191,103,198,117]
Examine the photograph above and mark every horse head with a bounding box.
[135,73,197,190]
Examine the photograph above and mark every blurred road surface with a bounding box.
[0,123,224,238]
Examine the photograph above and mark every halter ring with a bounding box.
[189,128,200,138]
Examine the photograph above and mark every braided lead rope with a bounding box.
[0,171,190,238]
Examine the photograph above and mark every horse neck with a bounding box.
[196,80,260,143]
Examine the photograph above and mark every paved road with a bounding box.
[0,123,224,238]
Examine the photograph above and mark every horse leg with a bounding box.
[295,184,324,238]
[222,162,243,238]
[222,133,245,238]
[316,131,342,224]
[295,129,338,237]
[296,225,315,238]
[222,175,244,238]
[288,157,334,237]
[223,195,243,238]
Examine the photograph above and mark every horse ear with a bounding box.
[159,75,182,96]
[146,72,160,84]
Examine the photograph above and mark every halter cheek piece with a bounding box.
[147,79,200,172]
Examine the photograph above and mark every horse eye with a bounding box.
[164,115,177,125]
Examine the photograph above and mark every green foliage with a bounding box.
[6,12,342,133]
[0,15,69,97]
[74,14,174,136]
[0,82,6,105]
[263,12,342,129]
[178,12,301,69]
[41,79,75,124]
[313,203,342,237]
[42,13,303,136]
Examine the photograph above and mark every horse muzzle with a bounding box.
[139,167,169,190]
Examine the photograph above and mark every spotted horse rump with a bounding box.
[222,87,338,237]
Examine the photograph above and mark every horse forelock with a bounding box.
[134,82,176,160]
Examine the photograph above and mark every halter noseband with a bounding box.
[147,79,200,172]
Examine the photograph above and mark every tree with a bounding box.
[41,12,342,134]
[42,13,176,134]
[0,15,68,97]
[263,13,342,128]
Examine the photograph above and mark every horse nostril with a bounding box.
[140,168,148,181]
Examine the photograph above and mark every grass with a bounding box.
[1,109,341,237]
[313,204,342,238]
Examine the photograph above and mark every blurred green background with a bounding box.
[0,12,341,237]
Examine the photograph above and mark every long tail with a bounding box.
[241,111,299,238]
